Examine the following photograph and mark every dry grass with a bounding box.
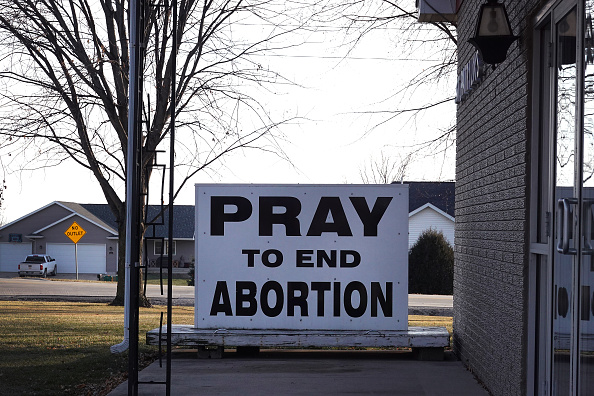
[409,315,453,347]
[0,301,451,395]
[408,315,453,332]
[0,301,193,395]
[49,274,191,286]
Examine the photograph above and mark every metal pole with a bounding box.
[75,243,78,280]
[166,0,177,393]
[127,0,143,392]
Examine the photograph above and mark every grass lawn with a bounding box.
[0,301,193,395]
[0,300,452,395]
[51,273,192,287]
[145,273,190,287]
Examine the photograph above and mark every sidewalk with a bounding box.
[108,350,488,396]
[1,273,474,394]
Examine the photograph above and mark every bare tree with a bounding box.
[325,1,457,163]
[0,0,326,304]
[340,0,456,97]
[360,151,412,184]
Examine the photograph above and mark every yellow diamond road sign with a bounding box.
[65,222,86,244]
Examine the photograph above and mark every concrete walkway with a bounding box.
[108,350,488,396]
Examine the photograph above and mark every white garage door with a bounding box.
[47,243,106,274]
[0,243,33,272]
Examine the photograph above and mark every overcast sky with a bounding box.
[0,13,455,225]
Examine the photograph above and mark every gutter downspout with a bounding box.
[111,0,140,351]
[110,263,130,353]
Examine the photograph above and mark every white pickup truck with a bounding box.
[18,254,58,277]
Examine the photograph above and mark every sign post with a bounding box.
[65,221,86,280]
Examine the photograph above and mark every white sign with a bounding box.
[195,184,409,331]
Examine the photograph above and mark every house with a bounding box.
[80,203,196,269]
[0,202,119,273]
[406,181,455,248]
[0,202,195,274]
[0,182,454,274]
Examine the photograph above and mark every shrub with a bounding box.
[408,228,454,295]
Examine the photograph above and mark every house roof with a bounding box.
[143,205,195,239]
[409,202,455,222]
[5,183,453,239]
[81,203,195,239]
[402,181,455,218]
[78,203,119,230]
[58,202,118,234]
[0,201,119,235]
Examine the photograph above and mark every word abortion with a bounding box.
[210,280,394,318]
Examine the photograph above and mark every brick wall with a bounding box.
[454,1,543,395]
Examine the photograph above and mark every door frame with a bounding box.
[530,0,587,394]
[529,8,555,394]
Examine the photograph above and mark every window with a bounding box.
[9,233,22,242]
[154,240,176,256]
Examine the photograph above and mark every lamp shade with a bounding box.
[468,0,518,65]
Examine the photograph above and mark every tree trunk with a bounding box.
[110,221,126,306]
[110,214,151,308]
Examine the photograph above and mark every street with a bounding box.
[0,274,192,298]
[0,274,452,310]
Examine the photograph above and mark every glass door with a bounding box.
[552,4,578,395]
[532,1,594,394]
[579,1,594,394]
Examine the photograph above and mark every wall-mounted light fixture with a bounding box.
[468,0,518,66]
